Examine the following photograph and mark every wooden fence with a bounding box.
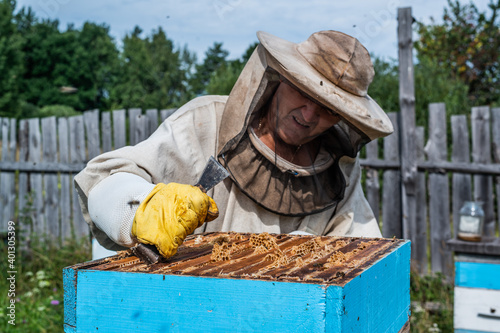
[0,105,499,276]
[0,108,177,246]
[360,104,500,276]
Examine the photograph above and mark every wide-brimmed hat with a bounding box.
[257,30,393,140]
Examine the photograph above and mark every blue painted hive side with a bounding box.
[63,233,411,333]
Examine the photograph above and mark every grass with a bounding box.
[1,235,454,332]
[410,271,454,332]
[0,235,91,333]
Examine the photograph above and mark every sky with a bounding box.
[15,0,493,62]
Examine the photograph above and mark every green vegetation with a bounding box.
[0,236,91,333]
[415,0,500,106]
[368,0,499,130]
[410,272,454,333]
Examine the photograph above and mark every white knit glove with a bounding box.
[88,173,155,247]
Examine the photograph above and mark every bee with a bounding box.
[127,200,140,209]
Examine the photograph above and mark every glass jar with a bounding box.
[457,201,485,242]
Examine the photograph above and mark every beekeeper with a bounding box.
[75,30,393,258]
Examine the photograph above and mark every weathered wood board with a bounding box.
[64,233,410,333]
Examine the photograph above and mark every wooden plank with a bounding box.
[398,7,417,241]
[7,119,17,221]
[414,126,428,275]
[426,103,452,277]
[0,118,10,227]
[134,112,148,143]
[471,106,495,237]
[0,118,16,230]
[29,118,45,237]
[451,115,472,238]
[0,161,85,173]
[17,119,30,241]
[1,117,8,160]
[491,108,500,237]
[101,112,112,153]
[7,156,500,176]
[84,109,101,160]
[146,108,159,136]
[454,286,500,332]
[112,109,126,149]
[128,108,142,145]
[455,261,500,290]
[58,117,72,241]
[0,117,3,230]
[41,117,60,243]
[382,112,401,238]
[8,118,16,160]
[359,159,500,175]
[365,139,380,221]
[447,237,500,256]
[69,115,88,239]
[160,108,177,122]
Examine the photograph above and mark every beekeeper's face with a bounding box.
[268,81,340,147]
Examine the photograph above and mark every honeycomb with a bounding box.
[249,232,278,250]
[89,232,404,285]
[210,237,241,262]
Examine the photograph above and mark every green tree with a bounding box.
[415,0,500,105]
[0,0,23,116]
[368,56,399,114]
[71,22,120,110]
[110,26,193,109]
[205,42,258,95]
[368,54,470,129]
[191,42,229,96]
[17,15,80,110]
[18,11,119,112]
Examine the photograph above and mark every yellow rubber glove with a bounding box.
[132,182,218,258]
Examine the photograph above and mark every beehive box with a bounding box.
[64,232,410,332]
[453,254,500,332]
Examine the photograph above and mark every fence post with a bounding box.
[427,103,452,277]
[414,126,428,275]
[471,106,495,236]
[28,118,45,237]
[69,115,88,239]
[492,108,500,233]
[101,112,112,153]
[112,109,126,149]
[58,117,72,242]
[365,139,380,221]
[41,116,60,243]
[382,113,401,238]
[128,108,142,145]
[398,7,417,241]
[18,120,30,243]
[84,109,101,160]
[451,115,472,238]
[0,118,16,230]
[146,109,159,136]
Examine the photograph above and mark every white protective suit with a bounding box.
[75,32,393,251]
